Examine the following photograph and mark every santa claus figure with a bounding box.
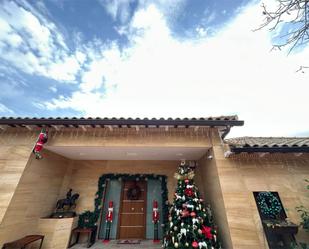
[33,129,48,159]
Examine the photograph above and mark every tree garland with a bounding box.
[78,173,168,229]
[257,192,282,219]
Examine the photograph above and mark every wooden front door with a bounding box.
[118,180,147,239]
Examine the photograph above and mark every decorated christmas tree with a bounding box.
[163,161,221,249]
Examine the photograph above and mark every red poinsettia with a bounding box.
[184,188,193,197]
[201,225,213,239]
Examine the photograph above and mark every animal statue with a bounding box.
[56,189,80,211]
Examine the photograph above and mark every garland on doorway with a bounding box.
[78,173,169,229]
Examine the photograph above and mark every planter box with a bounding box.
[262,219,298,235]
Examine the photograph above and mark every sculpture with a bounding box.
[56,189,80,210]
[50,189,79,218]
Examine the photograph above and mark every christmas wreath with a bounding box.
[257,192,282,219]
[127,185,142,200]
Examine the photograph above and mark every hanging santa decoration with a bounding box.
[33,128,48,159]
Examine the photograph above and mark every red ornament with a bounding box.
[190,212,196,217]
[181,208,190,217]
[184,188,193,197]
[152,200,160,223]
[201,225,213,239]
[192,241,198,248]
[106,201,114,222]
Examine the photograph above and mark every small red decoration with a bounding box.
[190,212,196,217]
[181,208,190,217]
[152,200,160,223]
[192,241,198,248]
[106,201,113,222]
[33,129,48,159]
[185,188,193,197]
[184,179,189,184]
[201,225,213,239]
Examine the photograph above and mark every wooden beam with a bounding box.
[51,125,61,131]
[25,125,33,131]
[80,125,87,132]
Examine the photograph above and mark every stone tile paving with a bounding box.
[70,240,162,249]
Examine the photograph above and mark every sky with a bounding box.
[0,0,308,138]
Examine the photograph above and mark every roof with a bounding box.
[226,137,309,153]
[0,116,244,128]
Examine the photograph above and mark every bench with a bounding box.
[68,227,97,248]
[2,235,44,249]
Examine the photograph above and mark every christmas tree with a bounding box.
[163,161,221,249]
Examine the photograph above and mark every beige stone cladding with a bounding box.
[0,129,37,224]
[0,149,70,248]
[210,129,309,249]
[60,160,179,214]
[0,127,213,248]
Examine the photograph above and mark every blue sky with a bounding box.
[0,0,308,137]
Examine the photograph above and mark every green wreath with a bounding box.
[127,185,142,200]
[257,192,282,219]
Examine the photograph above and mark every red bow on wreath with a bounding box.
[201,225,213,239]
[33,129,48,159]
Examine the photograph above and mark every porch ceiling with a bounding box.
[45,146,208,160]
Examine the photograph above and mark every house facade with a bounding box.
[0,117,308,249]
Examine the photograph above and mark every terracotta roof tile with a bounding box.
[0,116,243,127]
[226,137,309,153]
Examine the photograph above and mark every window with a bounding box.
[253,192,297,249]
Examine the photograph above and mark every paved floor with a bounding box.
[70,240,162,249]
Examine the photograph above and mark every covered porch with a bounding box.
[0,117,242,249]
[45,145,209,243]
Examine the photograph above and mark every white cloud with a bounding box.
[99,0,135,23]
[49,86,57,93]
[0,103,14,114]
[43,1,309,137]
[0,1,84,82]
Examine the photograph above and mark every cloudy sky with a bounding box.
[0,0,308,137]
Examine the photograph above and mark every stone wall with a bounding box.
[0,129,37,223]
[210,130,309,249]
[0,150,69,248]
[59,160,180,214]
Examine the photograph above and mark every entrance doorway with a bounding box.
[118,180,147,239]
